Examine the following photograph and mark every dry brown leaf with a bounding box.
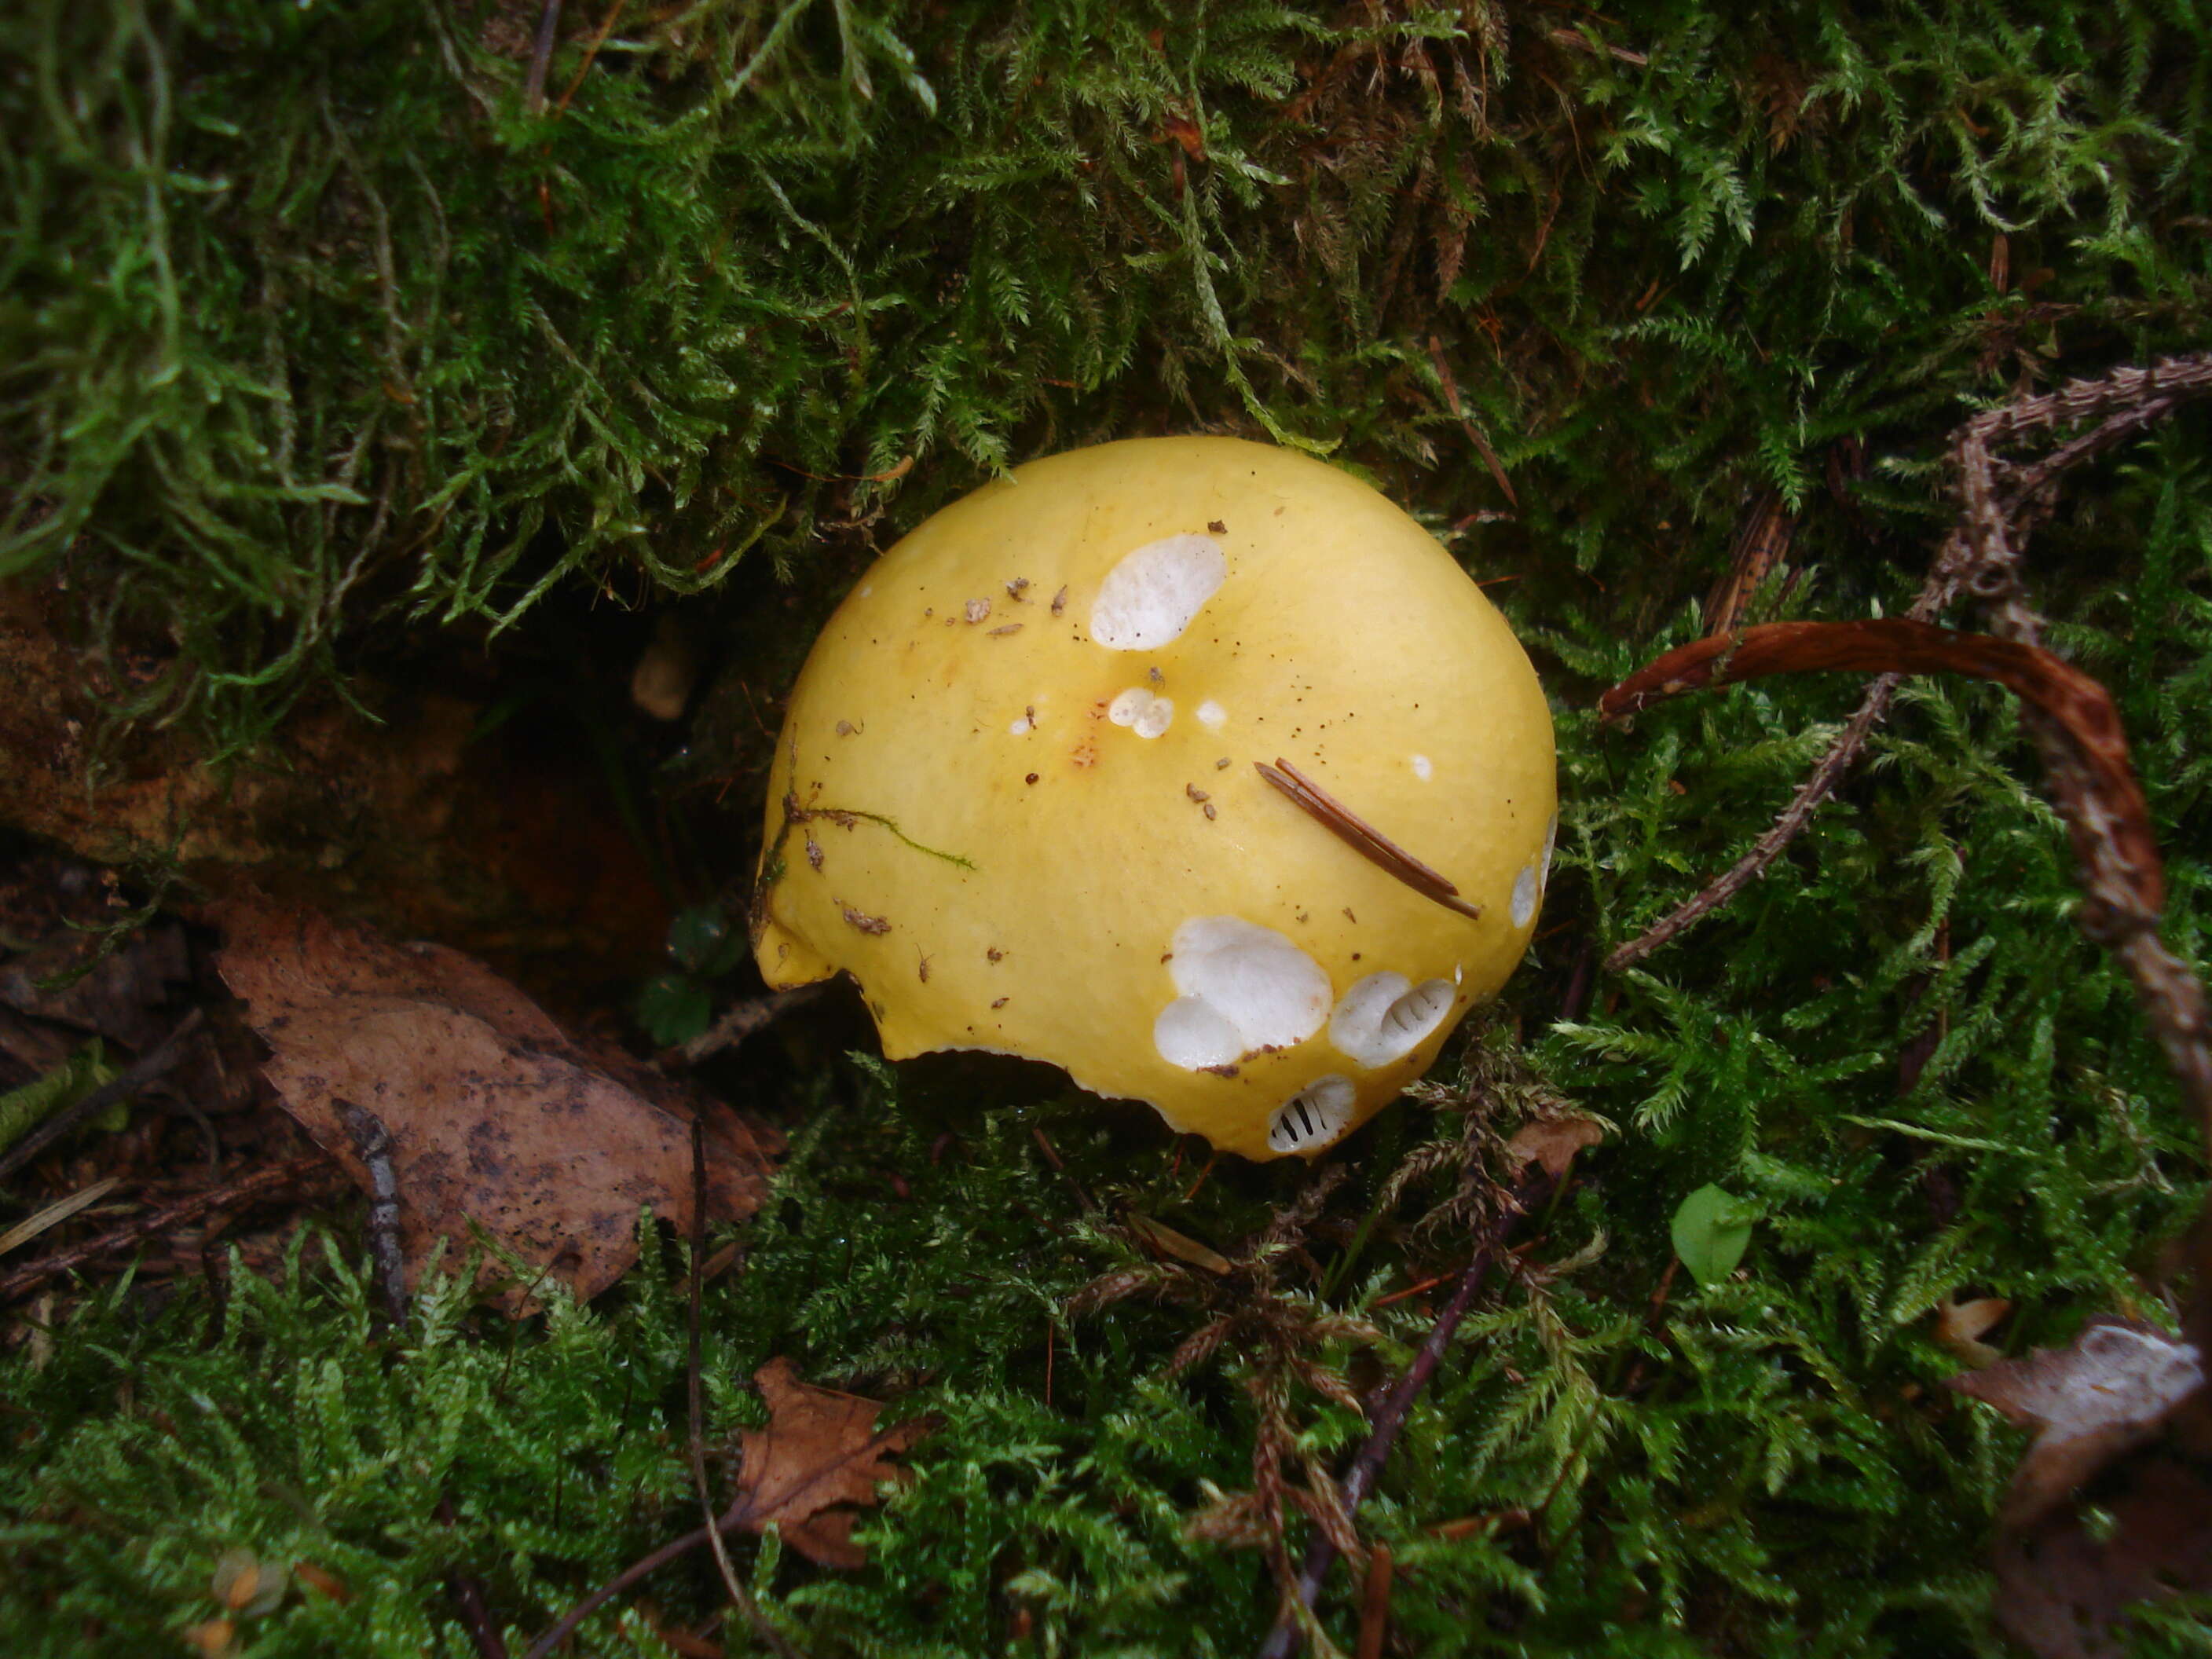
[214,898,779,1306]
[1948,1317,2204,1527]
[1989,1452,2212,1659]
[1931,1293,2012,1368]
[1503,1113,1606,1181]
[727,1357,935,1568]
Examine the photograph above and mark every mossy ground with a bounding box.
[5,0,2212,1654]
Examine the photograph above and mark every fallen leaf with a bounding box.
[727,1357,935,1568]
[1504,1113,1606,1181]
[1991,1454,2212,1659]
[183,1618,236,1657]
[214,898,780,1307]
[1949,1317,2205,1526]
[1930,1293,2012,1367]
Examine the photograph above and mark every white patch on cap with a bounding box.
[1009,715,1034,735]
[1268,1075,1356,1155]
[1540,813,1559,888]
[1153,916,1330,1070]
[1412,754,1433,781]
[1510,862,1539,928]
[1108,687,1174,738]
[1152,998,1244,1070]
[1090,533,1226,650]
[1328,972,1456,1069]
[1196,699,1227,731]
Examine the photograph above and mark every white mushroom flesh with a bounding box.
[1090,533,1227,650]
[1153,916,1330,1069]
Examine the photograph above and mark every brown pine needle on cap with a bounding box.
[1255,758,1483,921]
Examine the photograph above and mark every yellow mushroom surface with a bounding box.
[753,436,1555,1160]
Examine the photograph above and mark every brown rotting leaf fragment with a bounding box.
[1503,1112,1606,1181]
[723,1358,936,1569]
[213,898,778,1309]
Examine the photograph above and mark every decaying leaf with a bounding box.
[214,898,779,1306]
[1503,1112,1606,1181]
[1930,1293,2012,1368]
[1990,1455,2212,1659]
[1943,1322,2212,1659]
[725,1357,935,1568]
[0,917,192,1057]
[1948,1317,2204,1527]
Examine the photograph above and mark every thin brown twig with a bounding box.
[526,1130,813,1659]
[522,1524,719,1659]
[551,0,626,115]
[0,1007,206,1186]
[674,983,825,1066]
[337,1111,499,1654]
[523,0,566,115]
[687,1119,802,1659]
[436,1496,511,1659]
[1256,759,1482,921]
[1606,350,2212,973]
[1426,336,1517,507]
[1257,1167,1557,1659]
[1355,1542,1393,1659]
[1598,621,2161,911]
[1599,357,2212,1349]
[0,1152,328,1302]
[1605,672,1904,972]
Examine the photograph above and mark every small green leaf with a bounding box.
[635,972,713,1048]
[1671,1184,1757,1287]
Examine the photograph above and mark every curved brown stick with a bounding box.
[1606,351,2212,975]
[1599,618,2163,914]
[1255,759,1483,921]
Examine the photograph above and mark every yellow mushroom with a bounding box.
[752,436,1555,1160]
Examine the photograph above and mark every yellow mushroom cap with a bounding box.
[753,436,1555,1160]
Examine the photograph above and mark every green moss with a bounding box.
[9,0,2207,740]
[5,1,2212,1653]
